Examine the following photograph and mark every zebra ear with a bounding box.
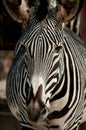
[1,0,30,27]
[56,0,82,23]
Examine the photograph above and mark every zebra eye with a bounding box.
[55,46,62,53]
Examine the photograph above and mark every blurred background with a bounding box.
[0,2,21,130]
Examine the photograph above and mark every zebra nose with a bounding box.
[36,84,43,100]
[26,8,30,13]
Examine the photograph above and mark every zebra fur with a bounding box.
[6,0,86,130]
[6,13,86,130]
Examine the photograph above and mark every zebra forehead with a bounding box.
[15,16,64,54]
[25,16,63,43]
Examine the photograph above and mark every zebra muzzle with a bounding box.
[27,97,49,122]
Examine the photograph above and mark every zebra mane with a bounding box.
[29,0,59,21]
[33,0,49,21]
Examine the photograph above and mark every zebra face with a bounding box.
[24,35,63,123]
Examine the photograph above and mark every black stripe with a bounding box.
[48,108,69,119]
[50,61,67,102]
[50,125,60,128]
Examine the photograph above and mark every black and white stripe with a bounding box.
[6,8,86,130]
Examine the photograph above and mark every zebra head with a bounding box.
[24,43,64,123]
[24,43,55,122]
[5,0,83,129]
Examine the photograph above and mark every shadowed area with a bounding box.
[0,103,20,130]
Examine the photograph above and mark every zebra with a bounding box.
[6,0,86,130]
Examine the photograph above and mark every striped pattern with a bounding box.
[63,14,80,35]
[6,14,86,130]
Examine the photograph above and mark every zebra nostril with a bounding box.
[26,9,30,13]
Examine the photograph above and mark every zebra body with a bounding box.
[6,14,86,130]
